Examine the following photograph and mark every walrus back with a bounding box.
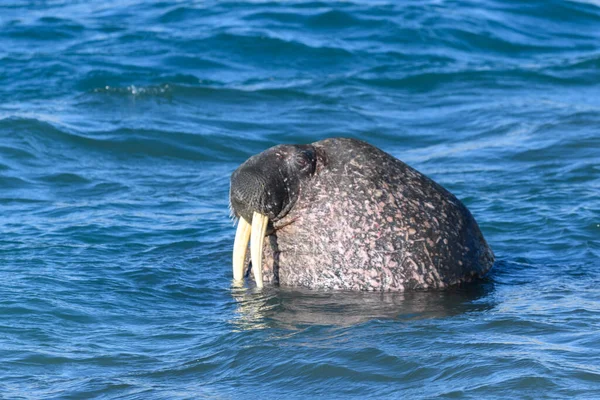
[275,138,494,290]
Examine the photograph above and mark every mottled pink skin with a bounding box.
[244,138,494,291]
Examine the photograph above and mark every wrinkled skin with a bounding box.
[230,138,494,291]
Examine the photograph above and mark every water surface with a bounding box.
[1,0,599,398]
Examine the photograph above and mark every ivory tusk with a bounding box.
[232,217,252,281]
[250,211,269,288]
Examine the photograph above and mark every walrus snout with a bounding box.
[230,168,286,223]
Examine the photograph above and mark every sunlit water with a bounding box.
[1,1,599,398]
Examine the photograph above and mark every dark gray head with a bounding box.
[229,144,323,224]
[230,142,329,287]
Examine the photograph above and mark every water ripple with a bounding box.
[1,0,599,398]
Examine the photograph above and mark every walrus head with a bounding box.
[229,143,326,287]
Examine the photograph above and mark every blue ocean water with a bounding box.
[1,0,599,398]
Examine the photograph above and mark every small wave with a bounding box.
[0,116,251,162]
[244,8,391,31]
[93,83,173,97]
[38,172,91,185]
[86,78,331,111]
[306,9,387,30]
[560,54,600,69]
[351,66,595,92]
[548,54,600,83]
[156,5,203,24]
[570,0,600,7]
[0,175,31,188]
[77,69,201,93]
[161,55,230,70]
[0,144,37,161]
[198,31,354,66]
[3,17,84,41]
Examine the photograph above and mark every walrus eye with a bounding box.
[294,148,316,174]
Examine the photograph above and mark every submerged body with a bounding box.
[230,138,494,291]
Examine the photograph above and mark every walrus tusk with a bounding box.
[250,211,268,288]
[232,212,268,288]
[232,217,251,281]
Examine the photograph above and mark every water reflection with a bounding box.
[230,281,495,330]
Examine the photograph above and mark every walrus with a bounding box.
[229,138,494,291]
